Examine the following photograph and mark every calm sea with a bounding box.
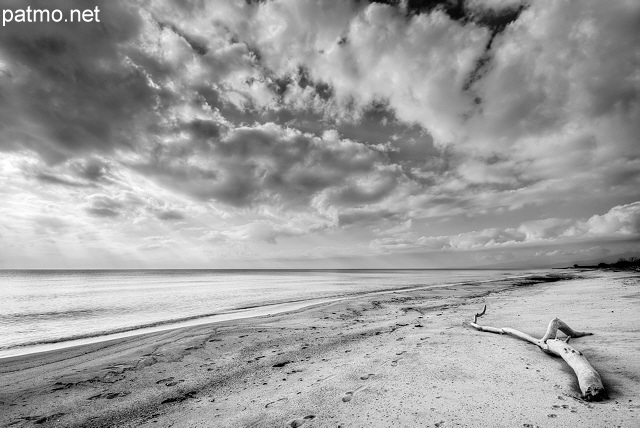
[0,269,534,358]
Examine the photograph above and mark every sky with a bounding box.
[0,0,639,269]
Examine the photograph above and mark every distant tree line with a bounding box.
[573,257,640,270]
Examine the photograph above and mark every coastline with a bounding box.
[1,270,639,427]
[0,270,541,359]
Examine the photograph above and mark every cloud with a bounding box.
[240,221,304,244]
[450,227,525,249]
[35,172,89,188]
[32,215,70,233]
[4,0,637,217]
[517,218,575,241]
[182,119,221,140]
[203,218,326,245]
[0,0,263,165]
[0,1,160,162]
[130,123,396,214]
[156,210,185,221]
[85,195,124,218]
[573,202,640,237]
[473,250,515,264]
[163,0,638,220]
[370,202,640,253]
[459,1,640,202]
[338,207,403,227]
[465,202,640,247]
[311,4,486,144]
[1,0,639,268]
[535,246,611,259]
[468,1,640,142]
[136,237,178,251]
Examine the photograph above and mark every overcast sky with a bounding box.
[1,0,639,269]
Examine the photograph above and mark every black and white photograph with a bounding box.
[1,0,639,426]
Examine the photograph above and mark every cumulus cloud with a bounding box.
[461,1,640,201]
[371,202,640,253]
[304,3,486,144]
[572,202,640,237]
[128,122,399,215]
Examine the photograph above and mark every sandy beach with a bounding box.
[1,270,639,427]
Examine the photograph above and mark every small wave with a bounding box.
[0,310,240,350]
[0,309,98,322]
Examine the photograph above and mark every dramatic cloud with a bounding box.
[0,1,158,162]
[1,0,638,268]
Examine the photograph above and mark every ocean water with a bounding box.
[0,269,532,357]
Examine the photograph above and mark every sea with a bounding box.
[0,269,538,358]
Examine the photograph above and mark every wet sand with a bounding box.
[1,270,639,427]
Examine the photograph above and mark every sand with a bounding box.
[1,270,639,427]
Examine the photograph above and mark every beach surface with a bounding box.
[1,270,639,427]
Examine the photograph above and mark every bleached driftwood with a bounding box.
[469,306,607,402]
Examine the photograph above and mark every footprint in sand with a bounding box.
[342,385,368,402]
[87,391,130,400]
[23,413,65,424]
[391,357,403,367]
[342,392,354,402]
[288,415,316,427]
[265,397,288,408]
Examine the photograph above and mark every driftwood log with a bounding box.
[469,306,607,401]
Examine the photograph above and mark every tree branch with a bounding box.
[469,307,607,402]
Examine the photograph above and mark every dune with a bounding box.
[1,270,638,427]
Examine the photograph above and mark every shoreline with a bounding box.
[0,270,548,360]
[1,270,639,427]
[0,298,341,360]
